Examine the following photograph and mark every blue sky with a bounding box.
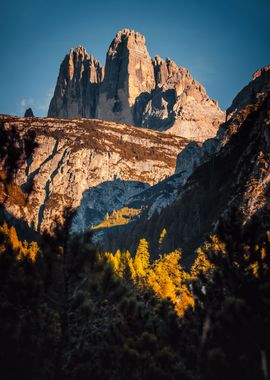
[1,0,269,116]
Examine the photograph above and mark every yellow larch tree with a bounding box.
[133,238,150,282]
[159,228,167,245]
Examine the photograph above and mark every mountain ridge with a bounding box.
[0,115,189,232]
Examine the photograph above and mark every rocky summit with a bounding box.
[48,29,224,142]
[96,29,156,125]
[48,46,104,118]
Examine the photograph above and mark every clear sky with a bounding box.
[1,0,269,116]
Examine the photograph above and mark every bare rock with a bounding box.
[136,56,224,142]
[48,29,224,143]
[96,29,156,125]
[48,46,104,118]
[0,115,189,232]
[24,108,34,117]
[175,141,203,176]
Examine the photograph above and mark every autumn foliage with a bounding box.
[0,221,39,262]
[105,234,218,316]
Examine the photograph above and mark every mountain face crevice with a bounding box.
[23,138,59,191]
[48,29,224,142]
[37,147,68,231]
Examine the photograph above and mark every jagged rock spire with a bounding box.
[48,46,104,118]
[48,29,224,142]
[96,28,156,124]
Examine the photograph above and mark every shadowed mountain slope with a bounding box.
[101,67,270,261]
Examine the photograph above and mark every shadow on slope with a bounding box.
[71,179,149,233]
[101,93,270,264]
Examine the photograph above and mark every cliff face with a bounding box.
[0,115,188,232]
[136,56,224,141]
[96,29,156,125]
[48,29,224,142]
[48,47,104,118]
[101,67,270,259]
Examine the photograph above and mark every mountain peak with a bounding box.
[49,29,224,141]
[114,28,145,40]
[107,28,149,59]
[107,29,147,56]
[71,45,89,58]
[47,46,104,118]
[97,29,155,124]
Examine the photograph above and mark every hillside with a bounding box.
[0,115,189,232]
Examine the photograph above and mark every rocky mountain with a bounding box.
[48,29,224,141]
[0,116,189,232]
[48,46,104,118]
[100,66,270,260]
[3,29,269,266]
[2,59,269,265]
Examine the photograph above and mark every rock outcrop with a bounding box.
[24,108,34,117]
[0,115,189,232]
[48,29,224,142]
[48,47,104,118]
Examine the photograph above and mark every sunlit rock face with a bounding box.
[136,56,224,142]
[0,115,189,232]
[48,29,224,142]
[96,29,156,125]
[48,46,104,118]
